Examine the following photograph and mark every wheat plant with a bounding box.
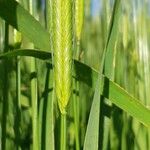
[0,0,150,150]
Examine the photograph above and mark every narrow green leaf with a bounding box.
[102,0,121,149]
[104,0,121,78]
[74,60,150,127]
[83,0,121,149]
[74,61,150,127]
[0,49,150,127]
[83,75,101,150]
[101,76,150,127]
[0,0,50,51]
[0,49,51,59]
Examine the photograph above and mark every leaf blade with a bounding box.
[1,49,150,127]
[0,49,51,59]
[0,0,50,51]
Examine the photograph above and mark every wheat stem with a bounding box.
[29,0,39,150]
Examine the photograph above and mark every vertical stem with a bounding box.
[15,49,21,150]
[44,0,55,149]
[39,63,55,150]
[73,79,80,150]
[2,22,9,150]
[73,43,80,150]
[14,0,22,145]
[45,70,54,150]
[60,114,67,150]
[29,0,38,149]
[16,56,21,115]
[74,0,84,146]
[31,58,38,150]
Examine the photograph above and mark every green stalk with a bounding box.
[16,56,21,112]
[45,71,54,150]
[73,42,80,150]
[29,0,38,149]
[74,0,84,148]
[31,58,38,150]
[45,0,55,149]
[14,28,22,150]
[14,0,22,147]
[60,114,67,150]
[73,79,80,150]
[16,56,21,148]
[1,21,9,150]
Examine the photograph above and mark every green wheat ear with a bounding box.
[52,0,73,114]
[75,0,84,42]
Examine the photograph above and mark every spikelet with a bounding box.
[75,0,84,42]
[52,0,73,114]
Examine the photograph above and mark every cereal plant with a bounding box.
[0,0,150,150]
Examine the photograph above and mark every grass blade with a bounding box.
[102,0,121,149]
[83,0,121,149]
[83,75,102,150]
[0,0,50,51]
[0,49,51,59]
[74,61,150,127]
[1,49,150,127]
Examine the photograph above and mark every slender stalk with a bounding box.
[30,58,38,150]
[74,0,84,148]
[14,0,22,146]
[14,28,22,150]
[15,56,21,150]
[73,43,80,150]
[73,79,80,150]
[16,56,21,114]
[29,0,38,149]
[1,21,9,150]
[45,70,54,150]
[42,0,55,149]
[60,114,67,150]
[39,63,55,150]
